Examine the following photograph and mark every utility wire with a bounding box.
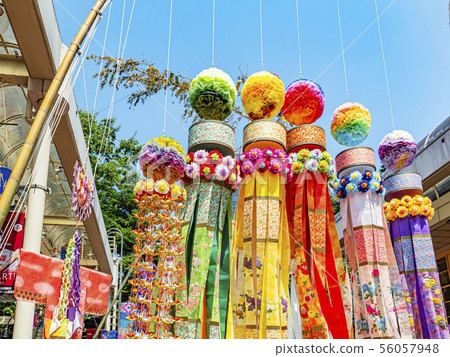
[374,0,395,129]
[295,0,302,78]
[336,0,350,101]
[212,0,215,67]
[163,0,174,136]
[259,0,264,70]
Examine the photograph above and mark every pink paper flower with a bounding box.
[241,160,255,175]
[194,150,208,165]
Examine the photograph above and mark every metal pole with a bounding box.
[12,125,52,339]
[93,266,132,339]
[0,0,108,229]
[119,231,123,323]
[107,227,123,329]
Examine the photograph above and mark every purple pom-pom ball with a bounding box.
[378,130,417,170]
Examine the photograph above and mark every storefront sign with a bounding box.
[0,212,25,298]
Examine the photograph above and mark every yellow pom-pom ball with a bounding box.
[241,71,285,120]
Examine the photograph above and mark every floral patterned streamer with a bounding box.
[335,171,413,339]
[287,148,348,339]
[385,196,449,339]
[227,148,291,339]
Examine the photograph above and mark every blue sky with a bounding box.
[54,0,450,164]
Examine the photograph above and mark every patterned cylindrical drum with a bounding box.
[384,172,423,202]
[243,119,286,152]
[335,147,376,178]
[286,125,326,153]
[188,120,235,157]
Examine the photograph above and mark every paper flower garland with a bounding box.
[184,150,241,192]
[72,161,95,221]
[331,170,384,202]
[289,148,336,182]
[281,79,325,126]
[331,102,371,146]
[139,137,186,181]
[236,147,292,179]
[383,195,434,222]
[241,71,285,120]
[378,130,417,170]
[189,67,237,121]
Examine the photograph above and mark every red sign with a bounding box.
[0,212,25,298]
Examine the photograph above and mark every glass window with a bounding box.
[436,252,450,324]
[443,286,450,303]
[440,271,450,287]
[436,176,450,197]
[437,257,448,272]
[446,303,450,324]
[423,187,437,201]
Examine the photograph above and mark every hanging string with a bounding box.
[336,0,349,101]
[84,1,112,168]
[374,0,395,129]
[163,0,173,136]
[295,0,302,78]
[259,0,264,70]
[212,0,215,67]
[93,0,135,178]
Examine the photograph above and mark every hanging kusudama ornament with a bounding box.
[281,79,325,126]
[330,102,371,146]
[139,137,186,182]
[72,161,95,221]
[126,137,187,339]
[189,67,237,121]
[241,71,285,120]
[378,130,417,170]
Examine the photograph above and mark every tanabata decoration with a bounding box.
[126,137,187,339]
[285,125,349,339]
[384,172,449,339]
[227,120,291,339]
[189,67,237,121]
[72,161,95,220]
[378,130,417,171]
[176,120,240,339]
[45,232,83,339]
[333,148,413,339]
[241,71,285,120]
[331,102,371,147]
[281,79,325,126]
